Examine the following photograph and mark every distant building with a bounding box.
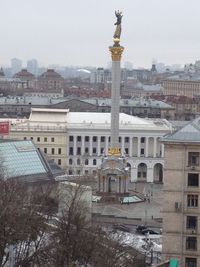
[152,95,200,121]
[162,78,200,98]
[37,69,64,92]
[11,58,22,76]
[27,59,38,76]
[162,117,200,267]
[0,96,175,120]
[13,69,36,89]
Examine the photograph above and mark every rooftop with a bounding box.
[0,139,62,182]
[162,116,200,143]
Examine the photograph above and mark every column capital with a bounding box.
[109,46,124,61]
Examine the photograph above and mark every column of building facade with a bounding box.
[121,136,125,156]
[73,135,77,156]
[137,137,141,157]
[89,136,93,156]
[97,136,101,156]
[129,137,133,157]
[145,137,149,157]
[153,137,157,157]
[161,144,164,157]
[105,136,109,154]
[81,136,85,155]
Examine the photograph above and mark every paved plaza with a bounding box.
[92,182,163,226]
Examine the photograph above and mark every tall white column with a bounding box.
[73,135,77,156]
[105,136,109,155]
[137,137,141,157]
[89,136,93,156]
[154,137,157,158]
[81,136,85,155]
[161,144,164,158]
[97,136,101,156]
[129,137,133,157]
[145,137,149,157]
[121,137,125,156]
[109,45,124,150]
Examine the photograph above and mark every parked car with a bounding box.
[113,224,131,232]
[141,228,159,235]
[136,225,147,233]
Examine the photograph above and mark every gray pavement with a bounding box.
[92,182,163,227]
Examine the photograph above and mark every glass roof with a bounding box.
[0,140,47,179]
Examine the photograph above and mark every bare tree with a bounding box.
[0,179,55,267]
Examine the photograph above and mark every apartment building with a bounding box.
[8,108,171,182]
[162,117,200,267]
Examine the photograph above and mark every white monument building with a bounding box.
[8,108,171,183]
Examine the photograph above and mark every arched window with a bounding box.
[69,158,73,165]
[85,159,89,165]
[77,158,81,165]
[93,159,97,165]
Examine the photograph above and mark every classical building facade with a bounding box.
[8,108,171,183]
[162,117,200,267]
[162,79,200,98]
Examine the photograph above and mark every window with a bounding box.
[37,137,40,142]
[141,148,144,155]
[44,148,47,154]
[186,216,197,230]
[77,136,81,142]
[24,137,27,140]
[85,159,89,165]
[69,147,73,155]
[69,169,73,175]
[30,137,33,140]
[69,158,73,165]
[187,195,198,208]
[85,147,89,154]
[138,172,141,178]
[51,137,55,142]
[143,172,147,178]
[58,159,61,165]
[69,136,73,142]
[101,136,105,142]
[186,236,197,250]
[119,137,121,143]
[58,148,61,154]
[141,137,145,143]
[188,152,199,166]
[93,159,97,165]
[125,137,129,143]
[93,148,97,154]
[85,136,89,142]
[77,147,81,155]
[51,148,55,155]
[85,170,89,175]
[77,170,80,175]
[185,257,197,267]
[108,136,111,142]
[77,158,81,165]
[44,137,47,142]
[93,136,97,142]
[188,173,199,187]
[101,148,104,154]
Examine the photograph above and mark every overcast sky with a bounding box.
[1,0,200,68]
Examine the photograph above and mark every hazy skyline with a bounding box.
[1,0,200,68]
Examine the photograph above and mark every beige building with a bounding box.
[163,79,200,98]
[162,117,200,267]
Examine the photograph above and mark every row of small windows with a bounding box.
[43,148,62,154]
[69,136,146,143]
[24,137,55,142]
[69,158,97,166]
